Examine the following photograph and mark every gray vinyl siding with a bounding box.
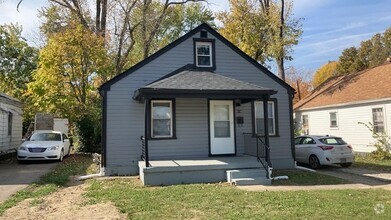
[104,30,293,175]
[149,98,208,159]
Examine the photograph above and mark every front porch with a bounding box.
[139,155,270,186]
[135,68,277,185]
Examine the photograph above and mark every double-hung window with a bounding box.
[372,108,384,133]
[254,101,276,135]
[195,42,212,67]
[151,100,174,138]
[329,112,338,128]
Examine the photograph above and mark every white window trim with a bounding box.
[195,41,212,67]
[254,101,276,136]
[329,111,338,129]
[151,100,173,138]
[372,107,385,133]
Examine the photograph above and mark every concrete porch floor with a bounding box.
[147,155,259,168]
[139,155,263,185]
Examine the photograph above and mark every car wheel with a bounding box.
[58,149,64,162]
[309,155,321,169]
[340,163,352,168]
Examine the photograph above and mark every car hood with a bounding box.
[21,141,63,148]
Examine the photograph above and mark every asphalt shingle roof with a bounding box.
[294,63,391,110]
[145,70,272,91]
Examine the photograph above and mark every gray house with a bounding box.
[99,23,295,185]
[0,92,23,156]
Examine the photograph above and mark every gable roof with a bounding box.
[294,63,391,111]
[99,23,294,94]
[0,92,22,107]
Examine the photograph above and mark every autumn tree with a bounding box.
[28,24,110,120]
[39,0,211,76]
[384,27,391,57]
[0,24,38,99]
[217,0,302,79]
[156,2,215,48]
[336,47,360,75]
[368,33,387,67]
[285,66,312,104]
[312,61,338,88]
[336,27,391,75]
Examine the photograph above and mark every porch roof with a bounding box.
[133,70,277,101]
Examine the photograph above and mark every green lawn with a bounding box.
[272,169,349,185]
[85,178,391,220]
[353,155,391,172]
[0,154,97,215]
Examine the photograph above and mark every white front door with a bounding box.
[210,100,235,155]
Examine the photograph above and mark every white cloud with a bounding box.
[304,22,367,39]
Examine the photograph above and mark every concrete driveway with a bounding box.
[0,160,58,202]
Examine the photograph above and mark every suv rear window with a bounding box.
[319,137,346,145]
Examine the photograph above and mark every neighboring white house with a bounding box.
[294,62,391,153]
[0,92,23,155]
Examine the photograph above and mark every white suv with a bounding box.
[295,135,354,169]
[17,130,71,162]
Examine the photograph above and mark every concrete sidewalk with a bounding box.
[238,167,391,191]
[338,167,391,182]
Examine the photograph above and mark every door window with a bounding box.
[214,104,230,137]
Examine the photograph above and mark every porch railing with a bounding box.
[255,134,272,178]
[140,136,150,167]
[243,133,272,179]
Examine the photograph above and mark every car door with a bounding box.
[294,137,304,162]
[62,133,70,154]
[300,137,316,162]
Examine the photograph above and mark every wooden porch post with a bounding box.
[263,95,270,148]
[144,98,150,167]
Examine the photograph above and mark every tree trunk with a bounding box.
[278,0,285,81]
[96,0,101,34]
[100,0,107,38]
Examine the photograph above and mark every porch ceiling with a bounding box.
[133,70,277,101]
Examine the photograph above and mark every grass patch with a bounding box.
[272,169,349,185]
[353,155,391,172]
[0,154,96,215]
[85,178,391,220]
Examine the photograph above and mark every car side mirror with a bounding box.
[22,138,26,142]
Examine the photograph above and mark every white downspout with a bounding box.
[77,153,105,181]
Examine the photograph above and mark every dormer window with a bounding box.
[196,41,212,67]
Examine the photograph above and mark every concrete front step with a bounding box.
[226,168,271,186]
[232,177,272,186]
[226,168,267,182]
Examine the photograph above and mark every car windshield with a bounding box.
[319,137,347,145]
[29,133,61,141]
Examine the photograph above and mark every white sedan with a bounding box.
[295,135,354,169]
[17,130,71,162]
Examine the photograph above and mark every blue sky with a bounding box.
[1,0,391,75]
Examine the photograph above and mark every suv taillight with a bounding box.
[318,145,334,150]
